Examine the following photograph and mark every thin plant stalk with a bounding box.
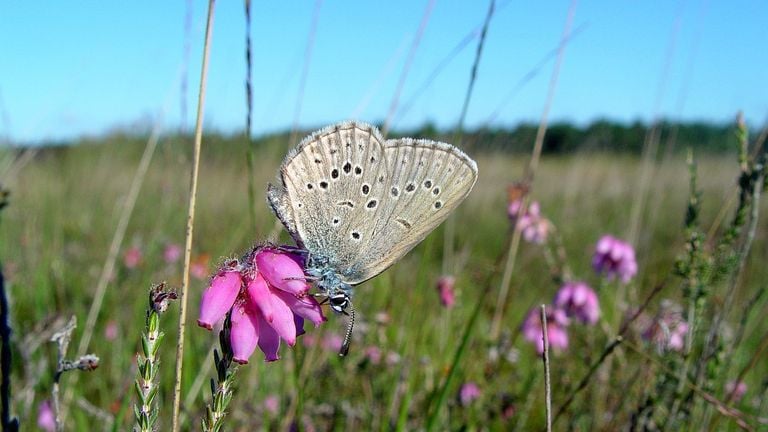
[0,263,18,432]
[489,0,576,340]
[244,0,259,232]
[540,305,552,432]
[381,0,436,138]
[442,0,495,277]
[64,101,165,418]
[288,0,323,147]
[171,1,216,430]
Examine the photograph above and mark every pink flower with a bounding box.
[553,282,600,325]
[197,246,326,363]
[190,254,210,280]
[322,333,343,352]
[592,235,638,283]
[725,380,747,402]
[264,395,280,415]
[123,246,142,269]
[364,346,382,365]
[104,320,118,341]
[641,301,688,352]
[522,306,569,354]
[508,200,551,244]
[436,275,456,308]
[37,400,55,432]
[458,382,481,406]
[163,243,183,264]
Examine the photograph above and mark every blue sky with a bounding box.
[1,0,766,144]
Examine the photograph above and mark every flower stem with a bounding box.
[134,284,177,432]
[202,315,237,432]
[170,1,216,431]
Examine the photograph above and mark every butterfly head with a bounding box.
[328,292,351,314]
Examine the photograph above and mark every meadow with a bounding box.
[1,129,766,430]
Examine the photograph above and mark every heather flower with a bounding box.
[436,275,456,308]
[322,333,343,352]
[458,382,481,406]
[197,246,326,363]
[264,395,280,415]
[522,306,569,354]
[163,243,182,264]
[641,301,689,353]
[364,346,382,365]
[37,400,55,432]
[190,254,210,280]
[725,380,747,402]
[508,199,552,244]
[592,235,637,283]
[553,281,600,325]
[123,246,142,269]
[104,320,118,341]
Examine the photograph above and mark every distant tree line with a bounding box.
[398,119,742,154]
[30,119,746,155]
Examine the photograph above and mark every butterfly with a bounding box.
[268,121,478,353]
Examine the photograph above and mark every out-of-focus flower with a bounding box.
[508,200,552,244]
[37,400,55,432]
[190,253,210,280]
[641,301,689,353]
[104,320,118,341]
[197,247,326,363]
[725,380,748,402]
[123,246,142,269]
[553,281,600,325]
[522,306,569,354]
[458,382,482,406]
[321,333,343,352]
[592,235,637,283]
[264,395,280,415]
[386,351,401,366]
[163,243,183,264]
[436,275,456,308]
[364,346,382,365]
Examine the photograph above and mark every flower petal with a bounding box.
[246,273,274,322]
[255,249,309,295]
[256,313,281,362]
[272,289,326,326]
[265,292,297,346]
[197,270,242,330]
[295,315,306,337]
[230,305,259,364]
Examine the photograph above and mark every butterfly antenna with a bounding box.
[339,304,355,357]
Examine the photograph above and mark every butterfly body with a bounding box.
[268,121,478,316]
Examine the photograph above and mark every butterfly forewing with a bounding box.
[269,123,388,270]
[268,121,477,286]
[345,139,477,283]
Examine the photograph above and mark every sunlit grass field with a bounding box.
[2,134,766,430]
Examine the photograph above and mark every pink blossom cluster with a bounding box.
[592,235,638,283]
[508,199,552,244]
[522,282,600,355]
[436,275,456,308]
[197,246,325,363]
[638,301,689,353]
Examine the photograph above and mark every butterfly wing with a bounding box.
[268,121,478,286]
[342,138,477,284]
[268,122,389,269]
